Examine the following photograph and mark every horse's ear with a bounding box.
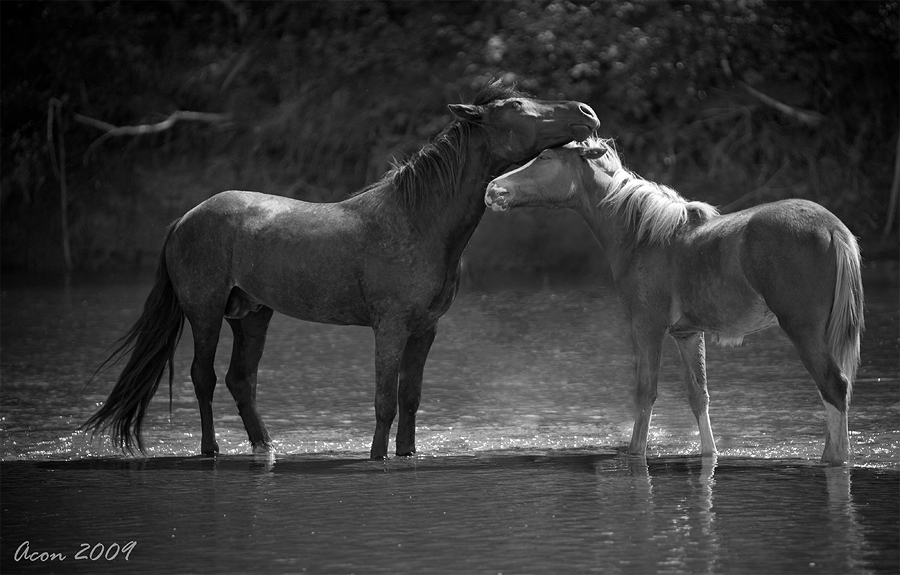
[579,147,608,160]
[448,104,483,122]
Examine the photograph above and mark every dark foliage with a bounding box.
[1,0,897,273]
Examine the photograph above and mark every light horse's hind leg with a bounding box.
[754,261,852,465]
[396,325,437,456]
[671,332,717,456]
[225,306,275,453]
[781,324,851,466]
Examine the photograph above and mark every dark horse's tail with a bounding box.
[83,222,185,454]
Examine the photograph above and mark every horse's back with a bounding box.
[168,190,354,274]
[164,190,373,325]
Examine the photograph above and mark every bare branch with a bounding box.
[720,58,825,127]
[738,82,825,127]
[74,110,232,164]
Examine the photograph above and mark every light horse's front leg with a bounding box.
[396,325,438,456]
[627,318,666,457]
[671,331,717,456]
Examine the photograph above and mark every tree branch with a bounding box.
[737,82,825,127]
[74,110,232,163]
[720,58,825,127]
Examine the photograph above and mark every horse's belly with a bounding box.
[235,273,371,327]
[671,296,778,347]
[706,306,778,347]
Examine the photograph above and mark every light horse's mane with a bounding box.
[358,81,527,214]
[580,137,719,244]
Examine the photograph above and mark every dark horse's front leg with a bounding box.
[370,325,408,459]
[396,325,438,456]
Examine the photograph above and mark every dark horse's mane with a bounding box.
[355,81,528,213]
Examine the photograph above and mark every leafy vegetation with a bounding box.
[1,1,897,275]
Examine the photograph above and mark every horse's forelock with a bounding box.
[472,79,529,106]
[568,136,623,173]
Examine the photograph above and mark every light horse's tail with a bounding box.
[826,229,865,396]
[83,221,185,454]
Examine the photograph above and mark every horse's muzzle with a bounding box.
[485,183,511,211]
[569,104,601,141]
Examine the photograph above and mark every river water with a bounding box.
[1,273,897,574]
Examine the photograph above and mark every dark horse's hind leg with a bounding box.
[189,318,223,456]
[396,325,437,456]
[225,306,275,453]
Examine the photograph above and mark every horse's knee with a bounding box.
[634,388,658,408]
[375,396,397,423]
[399,390,420,416]
[686,387,710,414]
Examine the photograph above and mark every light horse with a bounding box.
[84,82,600,459]
[486,138,864,465]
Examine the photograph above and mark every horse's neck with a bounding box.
[430,138,497,260]
[575,164,638,279]
[379,132,493,261]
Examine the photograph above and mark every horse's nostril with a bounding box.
[579,103,599,123]
[488,185,508,198]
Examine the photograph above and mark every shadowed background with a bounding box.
[1,0,897,281]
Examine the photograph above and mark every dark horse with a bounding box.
[486,137,863,465]
[84,82,600,459]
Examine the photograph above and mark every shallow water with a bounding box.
[1,275,898,573]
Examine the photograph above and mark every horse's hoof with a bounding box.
[396,450,416,457]
[821,456,849,467]
[369,453,388,461]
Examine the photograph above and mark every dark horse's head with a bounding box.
[448,80,600,168]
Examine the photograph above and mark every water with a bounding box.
[1,274,898,573]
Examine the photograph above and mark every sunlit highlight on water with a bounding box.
[1,285,897,471]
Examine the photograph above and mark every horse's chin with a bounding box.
[568,124,594,142]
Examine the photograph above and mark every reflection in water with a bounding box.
[1,452,898,574]
[607,455,722,574]
[825,466,866,573]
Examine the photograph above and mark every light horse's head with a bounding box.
[484,138,613,212]
[486,137,719,245]
[448,81,600,170]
